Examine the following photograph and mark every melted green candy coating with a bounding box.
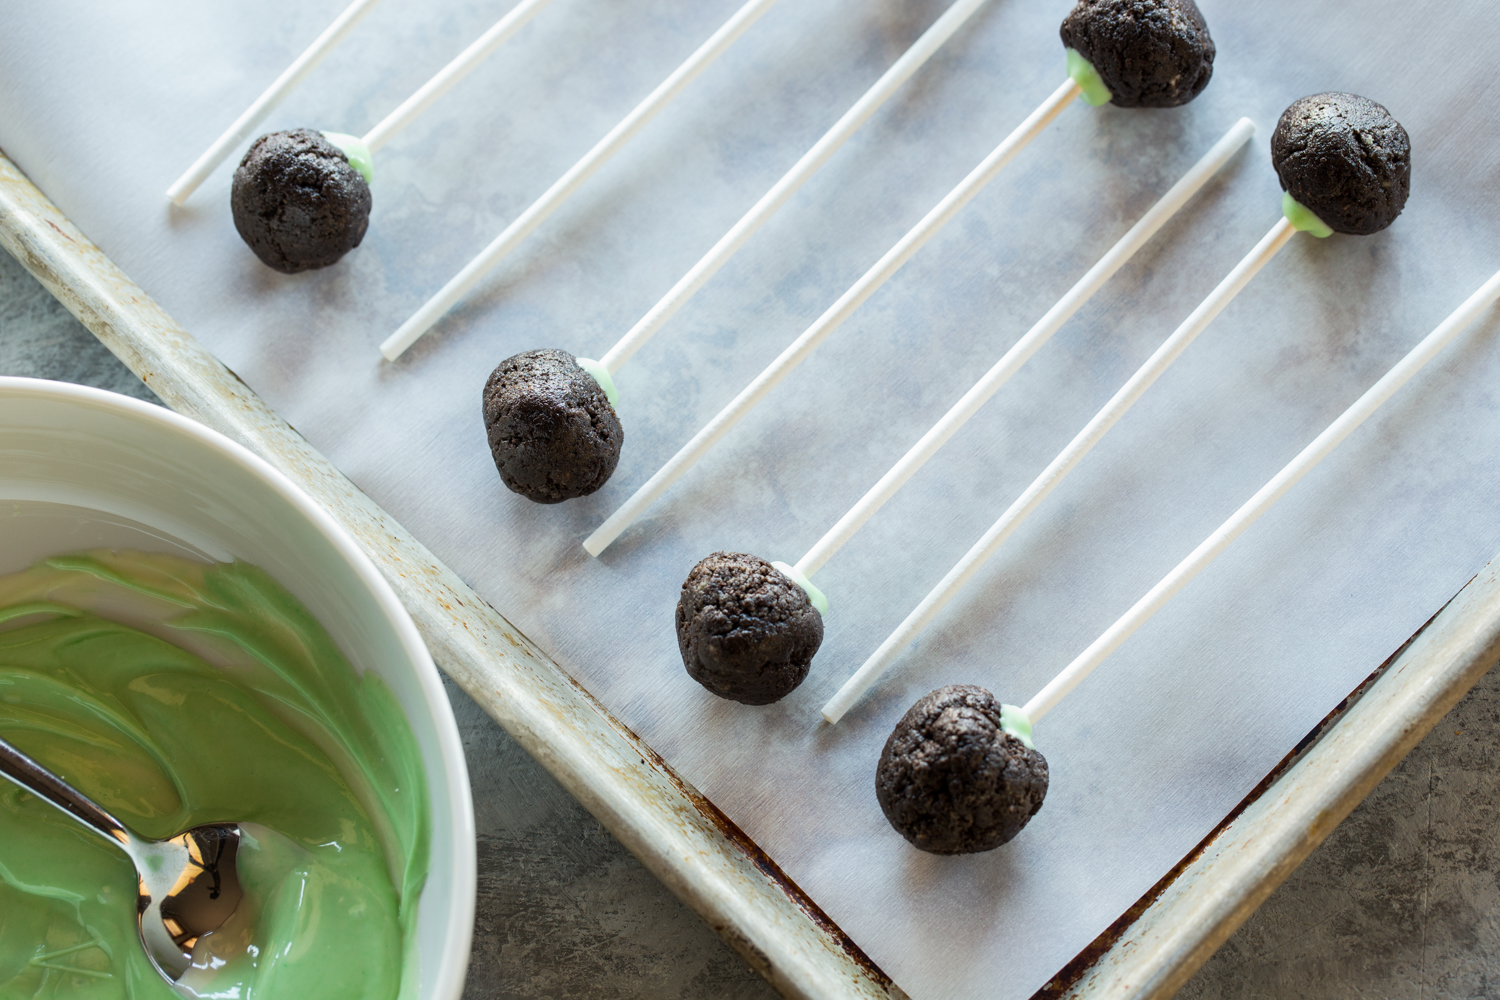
[0,551,429,1000]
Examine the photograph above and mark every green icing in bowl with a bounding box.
[0,550,430,999]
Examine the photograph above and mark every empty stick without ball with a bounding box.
[167,0,382,205]
[583,76,1085,556]
[792,117,1254,582]
[597,0,997,376]
[1014,268,1500,726]
[359,0,558,154]
[380,0,783,361]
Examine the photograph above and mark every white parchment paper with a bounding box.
[5,0,1500,996]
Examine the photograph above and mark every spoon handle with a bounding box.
[0,736,133,847]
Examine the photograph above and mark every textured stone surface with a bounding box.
[446,677,776,1000]
[5,243,1497,997]
[0,249,159,403]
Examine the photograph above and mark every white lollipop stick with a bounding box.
[793,117,1256,581]
[583,77,1084,556]
[598,0,996,376]
[361,0,557,153]
[380,0,784,362]
[823,214,1298,723]
[1020,266,1500,726]
[166,0,382,205]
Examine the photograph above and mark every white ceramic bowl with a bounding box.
[0,377,476,1000]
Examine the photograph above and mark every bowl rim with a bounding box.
[0,376,477,1000]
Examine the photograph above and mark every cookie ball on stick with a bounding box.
[231,129,372,274]
[166,0,383,206]
[380,0,783,360]
[483,349,623,503]
[676,552,824,704]
[471,0,1000,505]
[878,268,1500,848]
[1060,0,1215,108]
[583,0,1219,557]
[825,94,1413,724]
[228,0,559,272]
[877,685,1047,854]
[1271,93,1411,235]
[657,119,1250,704]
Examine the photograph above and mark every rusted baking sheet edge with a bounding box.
[0,150,898,1000]
[7,145,1499,1000]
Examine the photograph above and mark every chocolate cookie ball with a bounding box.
[676,552,823,705]
[1270,93,1411,236]
[876,685,1048,854]
[1060,0,1215,108]
[230,129,371,273]
[483,349,623,503]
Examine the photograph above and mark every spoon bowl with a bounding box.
[0,735,244,985]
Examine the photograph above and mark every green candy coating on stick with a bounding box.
[1281,192,1334,238]
[1000,704,1034,749]
[772,561,828,616]
[321,131,375,184]
[1066,49,1113,107]
[574,357,620,408]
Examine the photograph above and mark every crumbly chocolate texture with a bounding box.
[230,129,371,273]
[676,552,823,705]
[482,349,623,503]
[1270,93,1411,236]
[876,684,1048,854]
[1060,0,1214,108]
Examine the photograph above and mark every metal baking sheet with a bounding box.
[3,1,1500,998]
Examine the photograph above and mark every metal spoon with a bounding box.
[0,735,244,986]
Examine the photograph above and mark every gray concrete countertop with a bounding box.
[3,245,1495,999]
